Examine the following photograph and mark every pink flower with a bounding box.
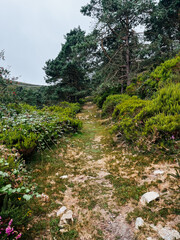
[5,226,14,236]
[9,219,13,226]
[16,233,22,239]
[171,135,175,140]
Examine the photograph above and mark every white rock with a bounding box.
[153,170,164,175]
[60,229,68,233]
[61,210,73,223]
[150,225,180,240]
[135,217,144,229]
[57,206,67,217]
[60,175,68,179]
[158,227,180,240]
[140,192,160,205]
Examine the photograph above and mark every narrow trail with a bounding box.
[58,102,134,240]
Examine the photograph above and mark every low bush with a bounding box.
[102,94,130,116]
[112,96,149,120]
[0,103,82,156]
[111,84,180,151]
[0,146,40,238]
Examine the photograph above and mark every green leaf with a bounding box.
[23,194,32,201]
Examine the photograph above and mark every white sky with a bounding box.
[0,0,92,85]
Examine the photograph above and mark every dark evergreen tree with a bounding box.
[43,27,96,102]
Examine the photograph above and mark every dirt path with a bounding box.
[27,101,179,240]
[59,102,134,240]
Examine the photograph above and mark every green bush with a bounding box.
[112,96,149,120]
[111,84,180,151]
[102,94,130,116]
[0,102,82,156]
[136,83,180,120]
[0,146,38,232]
[144,113,180,137]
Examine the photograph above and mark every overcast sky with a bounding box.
[0,0,92,85]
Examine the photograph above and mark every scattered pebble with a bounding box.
[60,175,68,179]
[57,206,67,217]
[150,225,180,240]
[140,192,160,205]
[153,170,164,175]
[135,217,144,229]
[60,229,68,233]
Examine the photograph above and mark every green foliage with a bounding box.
[0,146,39,237]
[145,0,180,64]
[112,96,149,120]
[43,102,81,116]
[111,83,180,151]
[0,100,82,237]
[44,27,94,102]
[0,102,82,156]
[137,83,180,119]
[102,94,130,116]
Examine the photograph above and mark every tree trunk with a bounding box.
[126,17,130,86]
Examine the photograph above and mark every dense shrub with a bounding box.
[102,94,130,116]
[0,103,82,156]
[111,84,180,151]
[0,146,39,238]
[111,97,149,141]
[112,96,149,120]
[137,84,180,141]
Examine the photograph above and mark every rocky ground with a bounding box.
[26,102,180,240]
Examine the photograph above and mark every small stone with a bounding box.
[60,229,68,233]
[55,172,59,176]
[57,206,67,217]
[150,225,180,240]
[140,192,160,205]
[61,210,73,223]
[135,217,144,229]
[153,170,164,175]
[158,227,180,240]
[60,175,68,179]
